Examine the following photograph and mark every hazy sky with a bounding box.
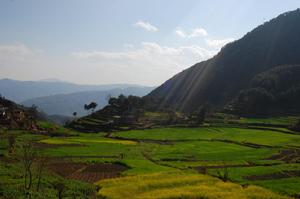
[0,0,299,86]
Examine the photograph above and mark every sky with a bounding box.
[0,0,299,86]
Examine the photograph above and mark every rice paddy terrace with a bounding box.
[1,117,300,198]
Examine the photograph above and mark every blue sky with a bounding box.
[0,0,299,86]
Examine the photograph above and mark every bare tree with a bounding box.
[8,134,16,154]
[36,157,46,192]
[52,181,65,199]
[216,166,229,182]
[21,142,36,195]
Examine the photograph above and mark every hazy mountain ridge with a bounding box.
[0,78,147,102]
[148,9,300,113]
[22,86,155,117]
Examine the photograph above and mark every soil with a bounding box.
[47,161,128,183]
[67,163,128,183]
[245,170,300,181]
[67,172,121,183]
[267,149,300,163]
[47,162,87,177]
[83,163,128,173]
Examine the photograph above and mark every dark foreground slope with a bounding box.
[148,9,300,113]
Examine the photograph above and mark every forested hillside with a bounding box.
[148,9,300,114]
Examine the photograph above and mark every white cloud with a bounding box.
[175,27,208,38]
[189,28,208,37]
[0,43,41,64]
[134,20,158,32]
[206,38,235,49]
[72,42,216,67]
[175,29,186,38]
[72,42,217,84]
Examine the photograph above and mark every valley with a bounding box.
[1,3,300,199]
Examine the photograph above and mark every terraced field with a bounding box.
[110,127,300,196]
[31,125,299,198]
[1,121,299,198]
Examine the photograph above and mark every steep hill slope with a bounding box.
[148,9,300,112]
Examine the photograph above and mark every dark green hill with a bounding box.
[228,65,300,116]
[148,9,300,113]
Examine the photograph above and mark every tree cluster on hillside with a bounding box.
[0,96,39,130]
[228,65,300,116]
[106,95,145,122]
[84,102,98,113]
[290,119,300,132]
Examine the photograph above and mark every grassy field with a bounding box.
[1,117,300,198]
[209,113,299,127]
[112,127,300,147]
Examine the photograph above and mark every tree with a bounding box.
[84,104,89,113]
[84,102,98,114]
[217,167,230,182]
[108,97,118,107]
[36,157,46,192]
[28,104,39,120]
[8,134,16,154]
[106,94,112,103]
[52,181,65,199]
[234,88,274,116]
[20,142,36,196]
[290,119,300,132]
[89,102,98,113]
[195,106,206,124]
[167,110,177,124]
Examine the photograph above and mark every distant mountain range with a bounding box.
[22,87,155,117]
[148,9,300,115]
[0,78,146,102]
[0,79,155,117]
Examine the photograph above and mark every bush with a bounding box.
[290,119,300,132]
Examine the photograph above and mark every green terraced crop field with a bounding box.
[1,119,300,198]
